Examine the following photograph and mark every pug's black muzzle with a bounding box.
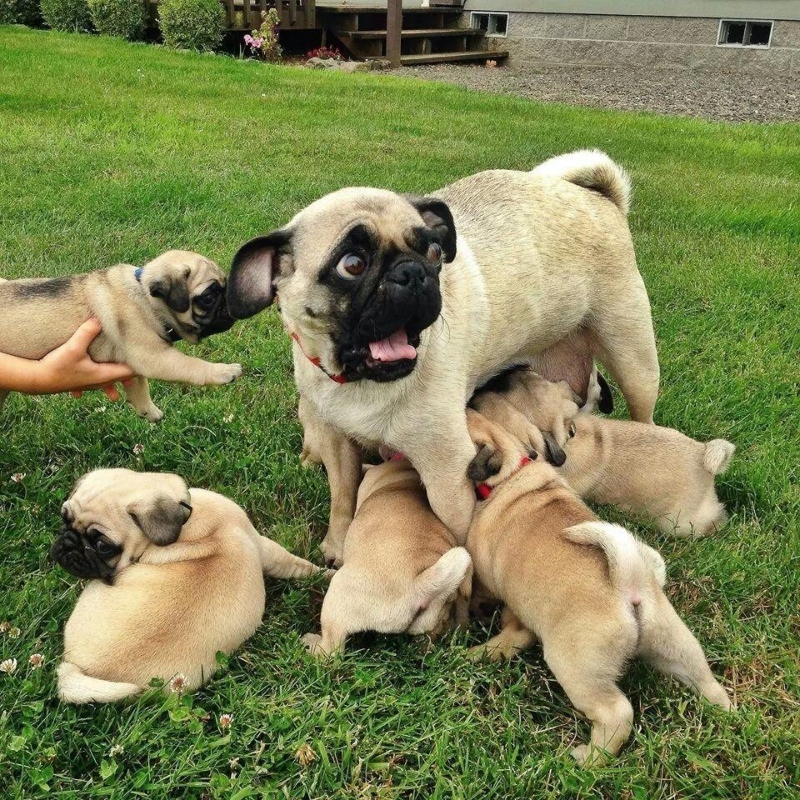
[197,292,236,339]
[50,528,120,580]
[338,258,442,382]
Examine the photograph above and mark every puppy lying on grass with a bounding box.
[52,469,326,703]
[303,458,472,657]
[472,369,735,537]
[465,410,731,766]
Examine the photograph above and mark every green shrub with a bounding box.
[40,0,92,31]
[0,0,40,25]
[88,0,145,39]
[158,0,224,51]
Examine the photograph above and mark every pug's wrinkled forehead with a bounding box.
[288,188,448,261]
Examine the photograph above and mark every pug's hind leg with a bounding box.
[468,609,535,662]
[256,536,328,580]
[123,377,163,423]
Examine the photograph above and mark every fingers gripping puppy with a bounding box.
[0,250,241,421]
[303,458,472,657]
[52,469,326,704]
[464,413,731,767]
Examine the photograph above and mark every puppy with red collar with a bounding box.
[464,411,731,766]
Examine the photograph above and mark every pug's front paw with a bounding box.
[210,363,243,385]
[302,633,324,656]
[142,405,164,423]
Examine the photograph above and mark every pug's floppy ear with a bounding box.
[127,491,192,546]
[149,273,191,314]
[227,229,292,320]
[405,196,457,263]
[468,444,503,483]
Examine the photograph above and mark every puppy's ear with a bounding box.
[227,229,291,320]
[405,196,457,262]
[127,491,192,546]
[468,444,503,482]
[150,273,191,314]
[542,432,567,467]
[596,372,614,414]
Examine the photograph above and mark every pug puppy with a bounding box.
[475,368,735,537]
[52,469,326,703]
[303,458,472,657]
[227,150,660,562]
[464,414,731,767]
[0,250,241,421]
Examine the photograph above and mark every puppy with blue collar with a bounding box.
[0,250,241,421]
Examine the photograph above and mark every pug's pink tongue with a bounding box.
[369,329,417,362]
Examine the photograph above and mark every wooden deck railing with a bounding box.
[148,0,317,31]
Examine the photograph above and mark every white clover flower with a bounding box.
[169,674,187,694]
[219,713,233,730]
[29,653,44,669]
[132,443,145,455]
[10,473,25,483]
[0,659,17,675]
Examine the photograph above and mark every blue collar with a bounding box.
[134,267,143,282]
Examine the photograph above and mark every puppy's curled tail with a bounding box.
[531,150,632,216]
[57,662,141,705]
[703,439,735,476]
[414,547,472,603]
[565,522,663,597]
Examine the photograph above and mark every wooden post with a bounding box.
[386,0,402,68]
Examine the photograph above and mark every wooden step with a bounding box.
[400,50,508,65]
[343,27,482,39]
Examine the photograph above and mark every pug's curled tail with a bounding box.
[702,439,735,475]
[531,150,632,216]
[565,521,665,599]
[414,547,472,603]
[57,662,141,704]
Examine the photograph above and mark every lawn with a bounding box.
[1,25,798,800]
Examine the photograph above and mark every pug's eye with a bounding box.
[93,534,119,558]
[336,253,367,279]
[568,422,577,438]
[194,292,216,311]
[426,242,443,265]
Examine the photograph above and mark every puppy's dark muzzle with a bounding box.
[50,528,116,580]
[356,259,442,343]
[198,294,236,339]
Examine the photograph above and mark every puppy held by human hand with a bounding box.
[476,369,735,537]
[464,417,731,767]
[303,458,472,658]
[0,250,241,422]
[52,469,326,704]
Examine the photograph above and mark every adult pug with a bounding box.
[0,250,241,421]
[52,468,326,703]
[227,151,659,560]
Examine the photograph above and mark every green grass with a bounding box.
[1,25,799,799]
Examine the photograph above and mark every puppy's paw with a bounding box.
[302,633,325,658]
[142,405,164,424]
[466,643,511,662]
[319,535,344,569]
[571,744,590,767]
[211,363,243,385]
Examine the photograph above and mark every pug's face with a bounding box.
[226,188,457,382]
[143,250,236,344]
[50,469,192,581]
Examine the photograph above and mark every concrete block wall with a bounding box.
[470,13,800,73]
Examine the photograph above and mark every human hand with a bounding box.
[34,319,136,398]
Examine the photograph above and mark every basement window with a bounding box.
[717,19,773,47]
[471,12,508,37]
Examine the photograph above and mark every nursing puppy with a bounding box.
[465,415,731,766]
[303,458,472,657]
[476,369,735,536]
[52,469,325,703]
[227,150,659,563]
[0,250,241,421]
